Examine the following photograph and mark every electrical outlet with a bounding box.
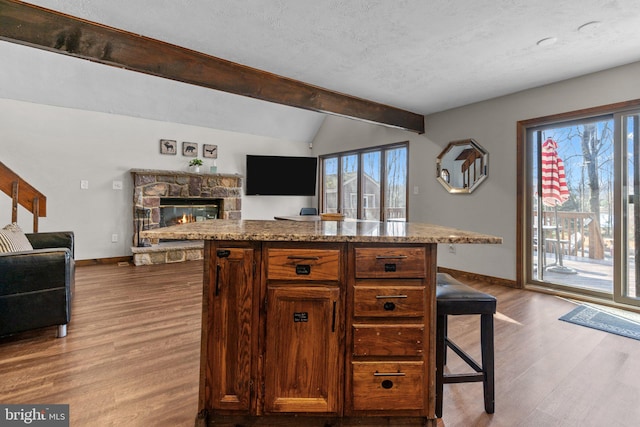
[80,180,89,190]
[448,244,456,254]
[112,180,123,190]
[111,234,118,243]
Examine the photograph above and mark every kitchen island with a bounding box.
[142,219,501,427]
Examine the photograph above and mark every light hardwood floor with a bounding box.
[1,262,639,426]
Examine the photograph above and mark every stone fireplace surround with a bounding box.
[130,169,242,265]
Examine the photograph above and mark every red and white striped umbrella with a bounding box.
[541,138,569,207]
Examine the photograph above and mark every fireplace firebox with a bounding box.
[159,198,222,227]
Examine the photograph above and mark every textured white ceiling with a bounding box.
[9,0,640,140]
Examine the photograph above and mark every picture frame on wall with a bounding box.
[203,144,218,159]
[182,142,198,157]
[159,139,177,155]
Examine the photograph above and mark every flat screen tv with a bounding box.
[246,155,317,196]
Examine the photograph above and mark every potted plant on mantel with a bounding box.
[189,158,204,173]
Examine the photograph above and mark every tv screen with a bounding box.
[246,155,317,196]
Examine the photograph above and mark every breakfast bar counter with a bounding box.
[142,220,501,427]
[140,219,501,244]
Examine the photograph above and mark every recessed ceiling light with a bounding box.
[578,21,602,32]
[537,37,557,47]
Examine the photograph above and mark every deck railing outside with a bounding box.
[540,211,605,260]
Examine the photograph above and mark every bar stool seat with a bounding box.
[435,272,496,418]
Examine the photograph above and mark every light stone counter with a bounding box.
[141,219,502,244]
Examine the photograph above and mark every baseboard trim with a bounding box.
[437,267,519,289]
[76,256,133,267]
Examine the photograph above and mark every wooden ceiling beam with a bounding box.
[0,0,425,133]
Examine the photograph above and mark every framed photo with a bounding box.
[159,139,177,155]
[203,144,218,159]
[182,142,198,157]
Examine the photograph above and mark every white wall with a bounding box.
[312,61,640,281]
[0,99,314,260]
[0,41,325,144]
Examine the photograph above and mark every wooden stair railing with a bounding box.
[0,161,47,232]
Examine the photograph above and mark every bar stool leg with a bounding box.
[480,313,495,414]
[442,315,448,365]
[435,313,446,418]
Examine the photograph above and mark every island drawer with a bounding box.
[353,324,425,356]
[351,361,424,410]
[353,285,425,317]
[267,248,340,281]
[354,247,426,278]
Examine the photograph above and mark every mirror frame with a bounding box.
[436,138,488,194]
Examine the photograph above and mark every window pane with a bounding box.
[624,114,639,300]
[362,151,381,220]
[341,155,358,219]
[529,119,614,293]
[320,143,408,222]
[385,147,407,222]
[322,157,338,213]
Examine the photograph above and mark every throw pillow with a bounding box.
[0,223,34,253]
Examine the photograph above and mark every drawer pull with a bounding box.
[287,256,320,260]
[375,255,408,260]
[373,372,406,377]
[295,265,311,275]
[381,380,394,389]
[375,294,408,299]
[216,250,231,258]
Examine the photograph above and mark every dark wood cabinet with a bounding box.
[263,244,344,414]
[140,217,499,426]
[264,285,341,414]
[200,240,436,426]
[206,245,258,413]
[346,244,434,417]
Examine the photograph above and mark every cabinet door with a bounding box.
[264,286,341,414]
[209,247,255,411]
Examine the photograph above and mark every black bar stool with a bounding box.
[435,273,496,418]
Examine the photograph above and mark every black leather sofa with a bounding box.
[0,231,75,338]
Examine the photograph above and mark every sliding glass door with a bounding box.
[617,112,640,305]
[528,117,615,295]
[523,107,640,308]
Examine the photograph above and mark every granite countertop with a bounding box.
[140,219,502,244]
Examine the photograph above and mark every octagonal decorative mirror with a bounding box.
[436,139,488,193]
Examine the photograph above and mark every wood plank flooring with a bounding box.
[2,262,640,426]
[0,261,203,426]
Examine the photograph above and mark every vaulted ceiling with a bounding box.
[3,0,640,142]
